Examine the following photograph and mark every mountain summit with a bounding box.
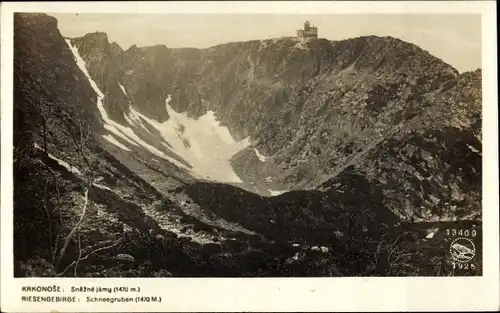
[69,29,467,196]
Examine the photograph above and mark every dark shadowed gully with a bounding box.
[13,13,482,278]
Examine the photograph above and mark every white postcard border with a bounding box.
[1,1,498,312]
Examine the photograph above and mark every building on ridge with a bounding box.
[297,21,318,40]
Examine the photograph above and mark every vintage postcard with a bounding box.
[1,1,498,312]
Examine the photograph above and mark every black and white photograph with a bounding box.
[2,1,499,312]
[10,10,487,279]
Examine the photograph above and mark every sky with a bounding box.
[50,13,482,73]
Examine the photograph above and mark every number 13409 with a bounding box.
[446,229,477,237]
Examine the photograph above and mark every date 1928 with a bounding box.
[445,228,478,273]
[452,262,476,270]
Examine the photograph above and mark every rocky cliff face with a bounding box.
[70,28,480,222]
[14,13,254,277]
[14,13,168,275]
[13,13,482,278]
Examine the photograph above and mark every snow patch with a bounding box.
[103,134,130,151]
[93,182,112,191]
[161,142,172,149]
[66,39,250,183]
[33,143,84,176]
[118,84,150,134]
[35,143,115,191]
[65,39,188,171]
[65,39,139,147]
[118,83,128,97]
[123,114,135,127]
[103,123,139,147]
[253,148,268,162]
[466,144,480,153]
[268,189,288,196]
[129,96,251,183]
[65,39,104,98]
[49,153,82,176]
[127,106,151,133]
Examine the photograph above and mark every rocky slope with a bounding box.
[13,13,482,278]
[14,13,261,277]
[71,26,481,222]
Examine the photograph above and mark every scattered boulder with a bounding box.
[115,254,135,262]
[123,224,133,232]
[334,230,344,238]
[285,252,305,265]
[425,228,439,239]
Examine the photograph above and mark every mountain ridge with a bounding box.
[78,31,461,75]
[72,30,460,120]
[69,26,468,195]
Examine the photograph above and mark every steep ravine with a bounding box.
[71,26,480,223]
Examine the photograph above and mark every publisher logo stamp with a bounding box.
[449,237,476,263]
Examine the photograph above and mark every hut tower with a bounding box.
[297,21,318,40]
